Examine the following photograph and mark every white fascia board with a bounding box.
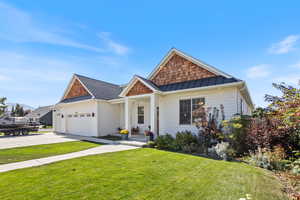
[55,99,95,107]
[74,75,95,98]
[240,83,255,109]
[60,74,95,101]
[60,74,76,101]
[148,48,232,79]
[119,75,158,97]
[161,81,244,95]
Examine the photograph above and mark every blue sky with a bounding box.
[0,1,299,108]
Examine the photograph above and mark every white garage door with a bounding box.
[66,113,94,136]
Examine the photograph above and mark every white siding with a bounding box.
[159,87,239,137]
[130,99,150,134]
[237,91,252,115]
[97,101,120,136]
[53,100,98,136]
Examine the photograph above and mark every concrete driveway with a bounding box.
[0,133,78,150]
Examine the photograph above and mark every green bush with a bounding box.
[145,141,156,148]
[174,131,199,153]
[222,115,251,155]
[154,134,175,150]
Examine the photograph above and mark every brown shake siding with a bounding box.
[150,54,216,86]
[126,80,153,96]
[64,79,89,99]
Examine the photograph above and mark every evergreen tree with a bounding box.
[0,97,7,116]
[11,106,15,117]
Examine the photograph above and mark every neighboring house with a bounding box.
[25,105,53,126]
[53,48,254,138]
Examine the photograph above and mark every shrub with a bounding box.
[175,131,198,152]
[222,115,251,155]
[247,146,289,171]
[144,141,156,148]
[154,134,175,150]
[210,142,236,161]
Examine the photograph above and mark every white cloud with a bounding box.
[246,64,271,79]
[0,2,107,53]
[98,32,130,55]
[290,61,300,69]
[268,35,300,54]
[0,51,75,83]
[275,74,300,85]
[0,74,11,81]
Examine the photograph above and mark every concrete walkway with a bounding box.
[0,144,139,173]
[0,133,78,149]
[0,132,119,150]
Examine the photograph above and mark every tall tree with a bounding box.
[14,104,25,117]
[0,97,7,116]
[11,106,15,117]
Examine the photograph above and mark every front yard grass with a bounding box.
[0,148,288,200]
[0,141,101,164]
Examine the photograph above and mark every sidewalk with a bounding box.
[0,144,139,173]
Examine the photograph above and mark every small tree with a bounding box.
[11,106,15,117]
[247,83,300,154]
[14,104,25,117]
[0,97,7,116]
[193,104,225,155]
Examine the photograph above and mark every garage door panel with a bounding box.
[66,114,94,136]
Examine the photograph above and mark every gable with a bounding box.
[126,80,153,96]
[150,53,217,86]
[64,79,89,100]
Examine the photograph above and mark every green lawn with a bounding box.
[0,148,287,200]
[0,141,101,164]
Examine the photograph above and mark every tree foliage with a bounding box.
[247,83,300,154]
[0,97,7,116]
[11,104,25,117]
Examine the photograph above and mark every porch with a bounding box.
[113,93,160,139]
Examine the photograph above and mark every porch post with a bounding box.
[124,97,131,136]
[150,93,158,136]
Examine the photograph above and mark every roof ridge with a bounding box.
[75,74,121,88]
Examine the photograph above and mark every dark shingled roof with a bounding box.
[61,74,241,104]
[25,105,53,118]
[75,74,123,100]
[60,95,92,103]
[157,76,241,92]
[135,75,160,91]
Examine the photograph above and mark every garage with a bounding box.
[66,112,94,136]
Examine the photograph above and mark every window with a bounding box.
[67,114,72,118]
[80,114,85,117]
[192,98,205,123]
[73,114,78,118]
[179,97,205,125]
[179,99,191,124]
[137,106,144,124]
[86,113,91,117]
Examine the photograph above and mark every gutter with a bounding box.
[161,81,244,95]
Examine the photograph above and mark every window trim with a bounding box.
[179,97,205,125]
[137,106,144,124]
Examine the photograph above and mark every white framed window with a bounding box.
[179,97,205,125]
[137,106,144,124]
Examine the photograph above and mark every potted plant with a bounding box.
[119,129,129,140]
[144,130,154,142]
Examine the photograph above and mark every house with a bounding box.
[53,48,254,138]
[25,105,53,126]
